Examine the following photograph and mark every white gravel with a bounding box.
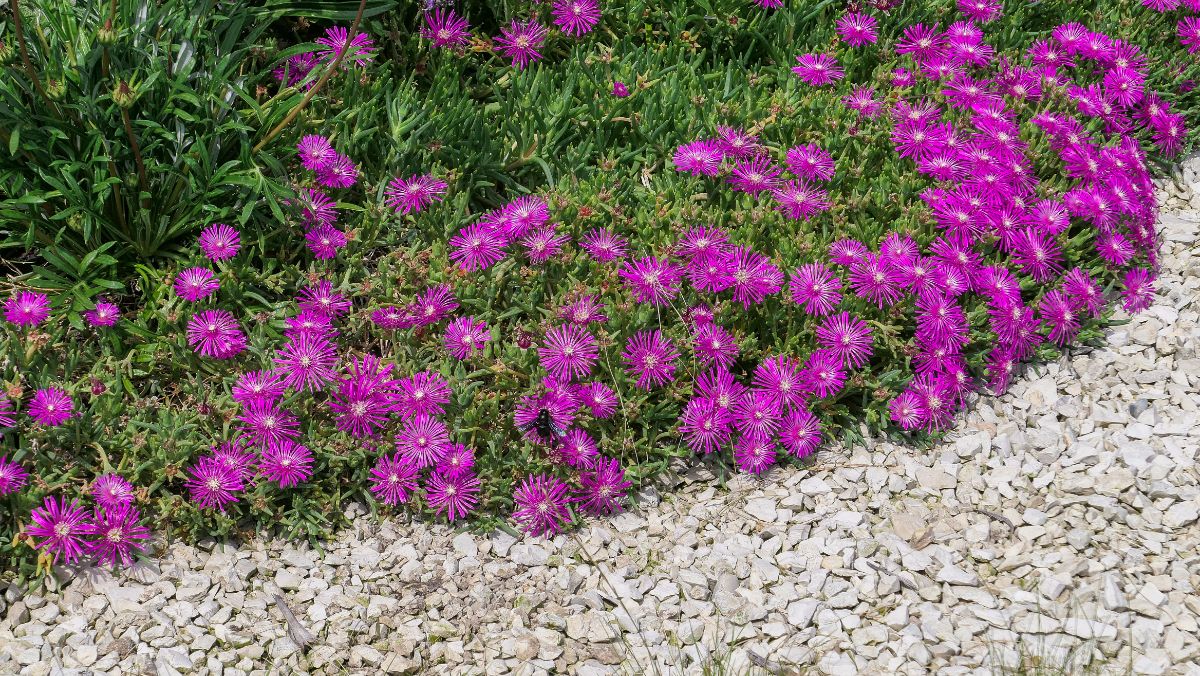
[1,155,1198,675]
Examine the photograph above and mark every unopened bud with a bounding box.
[113,80,137,109]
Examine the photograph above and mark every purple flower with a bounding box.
[908,374,958,431]
[789,263,842,316]
[297,135,335,172]
[259,440,313,488]
[284,310,338,340]
[410,285,459,326]
[86,505,151,567]
[732,390,782,440]
[316,153,358,189]
[622,330,679,390]
[521,223,570,263]
[369,452,420,505]
[316,26,375,67]
[273,52,319,87]
[399,371,452,418]
[297,188,338,228]
[212,442,257,482]
[450,223,508,272]
[0,395,15,430]
[297,280,352,318]
[274,333,339,393]
[5,291,51,327]
[426,471,480,522]
[515,391,577,444]
[437,443,475,479]
[512,473,573,537]
[792,53,843,86]
[305,224,347,259]
[555,428,599,469]
[734,435,777,475]
[728,156,782,195]
[0,456,29,496]
[1011,229,1064,283]
[495,19,548,70]
[576,457,631,515]
[802,349,846,399]
[829,238,868,267]
[753,356,804,411]
[559,296,607,325]
[1180,17,1200,55]
[816,312,873,369]
[198,223,241,261]
[693,323,739,370]
[329,355,401,438]
[84,300,120,327]
[836,12,878,47]
[958,0,1002,22]
[676,226,730,262]
[28,388,73,427]
[395,414,450,468]
[715,126,761,158]
[1039,289,1080,346]
[1062,268,1104,318]
[771,180,830,221]
[92,474,134,510]
[552,0,600,36]
[1121,268,1155,313]
[422,8,472,49]
[612,81,630,97]
[697,367,746,412]
[174,267,219,302]
[385,174,447,215]
[679,397,731,455]
[848,254,904,308]
[785,144,836,181]
[577,381,619,419]
[539,324,600,381]
[728,247,783,308]
[237,401,301,448]
[620,256,682,307]
[232,370,286,407]
[673,139,723,177]
[888,391,928,430]
[779,408,821,458]
[445,316,491,360]
[27,497,91,565]
[185,456,242,511]
[580,228,628,262]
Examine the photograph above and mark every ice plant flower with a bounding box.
[297,135,335,171]
[612,81,629,97]
[734,436,777,475]
[753,356,805,411]
[0,456,29,496]
[580,228,628,262]
[785,144,836,181]
[619,256,683,307]
[305,224,347,260]
[84,300,120,327]
[385,174,447,215]
[729,156,782,195]
[198,223,241,261]
[426,471,481,522]
[772,180,831,221]
[693,323,739,370]
[444,316,491,360]
[512,473,573,537]
[0,396,15,430]
[174,267,220,302]
[259,440,313,488]
[369,453,420,505]
[577,382,619,419]
[622,330,679,390]
[237,401,301,448]
[92,474,134,510]
[792,53,844,86]
[673,139,723,177]
[539,324,600,381]
[395,414,450,468]
[450,223,508,271]
[422,8,472,49]
[316,153,358,189]
[1122,268,1155,313]
[495,19,548,70]
[789,263,843,316]
[521,223,570,263]
[274,333,339,393]
[836,12,878,47]
[4,291,50,327]
[815,312,873,368]
[328,355,401,438]
[680,397,731,455]
[186,456,243,511]
[232,370,286,407]
[576,457,631,515]
[399,371,452,418]
[27,497,91,565]
[28,387,73,427]
[86,505,151,567]
[297,280,352,318]
[552,0,600,36]
[1180,17,1200,55]
[438,443,476,479]
[779,408,821,458]
[316,26,375,67]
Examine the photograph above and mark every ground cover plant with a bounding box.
[1,0,1198,578]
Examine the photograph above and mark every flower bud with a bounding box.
[46,78,66,101]
[113,80,137,109]
[98,21,118,46]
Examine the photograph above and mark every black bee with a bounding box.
[518,407,567,445]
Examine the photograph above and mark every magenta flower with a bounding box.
[395,414,450,468]
[779,408,821,458]
[729,156,782,195]
[422,8,472,49]
[185,456,243,511]
[612,81,630,97]
[385,174,447,215]
[0,396,15,430]
[693,323,739,370]
[753,356,805,411]
[92,474,134,510]
[84,300,120,327]
[715,126,760,158]
[1038,289,1080,346]
[512,473,573,537]
[1180,17,1200,55]
[198,223,241,261]
[369,453,420,506]
[680,397,731,455]
[539,324,600,381]
[577,381,619,419]
[5,291,51,327]
[236,401,301,448]
[521,223,570,263]
[438,443,476,479]
[316,153,358,189]
[273,52,318,87]
[843,85,883,118]
[580,228,629,262]
[673,139,723,177]
[789,263,842,316]
[399,371,451,418]
[174,267,220,302]
[576,457,631,515]
[734,435,777,475]
[816,312,873,369]
[316,26,375,67]
[732,390,782,440]
[259,440,313,488]
[297,188,338,227]
[829,238,869,267]
[444,316,491,360]
[0,456,29,496]
[1121,268,1155,313]
[297,280,352,318]
[792,53,843,86]
[676,226,731,262]
[559,296,607,325]
[622,330,679,390]
[619,256,683,307]
[232,370,286,407]
[753,0,784,8]
[1062,268,1104,318]
[212,442,257,483]
[1011,229,1064,283]
[514,391,577,443]
[802,349,846,399]
[772,180,830,221]
[554,428,599,469]
[284,310,337,340]
[297,135,335,172]
[86,505,151,567]
[552,0,600,36]
[328,355,401,438]
[728,247,784,308]
[785,144,835,181]
[274,333,339,393]
[698,367,746,412]
[958,0,1002,22]
[28,387,73,427]
[836,11,878,47]
[305,224,347,259]
[27,497,91,565]
[410,285,459,327]
[426,471,481,522]
[848,254,904,308]
[888,391,928,431]
[495,19,548,70]
[450,223,508,272]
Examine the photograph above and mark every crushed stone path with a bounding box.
[1,156,1199,676]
